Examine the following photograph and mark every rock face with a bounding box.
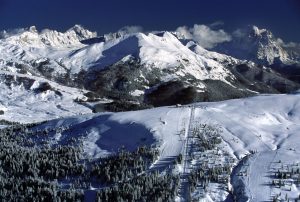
[214,25,300,65]
[0,25,299,108]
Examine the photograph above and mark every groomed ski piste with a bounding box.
[2,92,298,201]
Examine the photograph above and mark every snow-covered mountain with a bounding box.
[0,26,233,79]
[214,25,300,65]
[0,25,96,47]
[1,25,300,202]
[0,25,299,109]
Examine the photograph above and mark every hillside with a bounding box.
[1,93,299,201]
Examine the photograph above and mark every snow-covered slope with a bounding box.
[31,93,300,201]
[35,93,300,158]
[1,80,299,201]
[0,71,92,123]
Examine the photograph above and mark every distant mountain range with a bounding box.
[213,25,300,65]
[0,24,299,111]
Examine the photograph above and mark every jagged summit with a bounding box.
[66,24,97,41]
[250,25,268,37]
[28,26,38,33]
[1,25,97,48]
[215,25,292,65]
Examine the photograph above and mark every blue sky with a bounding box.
[0,0,299,42]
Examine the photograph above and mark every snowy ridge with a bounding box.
[186,41,240,66]
[1,24,299,79]
[2,25,96,48]
[0,25,98,76]
[0,27,235,83]
[61,31,234,81]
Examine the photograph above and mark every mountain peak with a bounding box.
[68,24,84,31]
[215,25,292,65]
[67,24,97,40]
[28,26,38,33]
[250,25,267,36]
[232,25,272,39]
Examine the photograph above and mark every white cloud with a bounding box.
[176,24,231,49]
[0,28,26,39]
[275,38,300,51]
[209,21,224,28]
[232,28,248,38]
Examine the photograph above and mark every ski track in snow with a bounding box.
[177,106,194,202]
